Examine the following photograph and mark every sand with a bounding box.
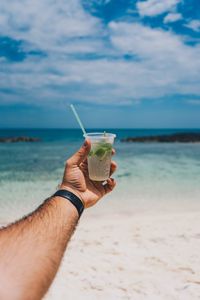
[45,210,200,300]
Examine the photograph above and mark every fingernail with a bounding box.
[83,140,87,147]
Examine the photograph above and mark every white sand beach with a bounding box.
[45,209,200,300]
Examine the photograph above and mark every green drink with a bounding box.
[85,133,116,181]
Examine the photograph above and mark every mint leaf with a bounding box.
[94,148,106,158]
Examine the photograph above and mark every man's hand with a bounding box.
[0,140,117,300]
[60,139,117,208]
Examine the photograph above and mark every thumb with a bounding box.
[68,139,91,166]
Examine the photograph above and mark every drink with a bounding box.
[85,133,116,181]
[69,106,116,181]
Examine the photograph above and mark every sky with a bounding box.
[0,0,200,128]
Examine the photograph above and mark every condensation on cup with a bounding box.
[85,133,116,181]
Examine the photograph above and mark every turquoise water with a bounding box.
[0,129,200,222]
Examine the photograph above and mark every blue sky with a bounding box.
[0,0,200,128]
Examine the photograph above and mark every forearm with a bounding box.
[0,196,79,300]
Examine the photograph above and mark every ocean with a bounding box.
[0,129,200,223]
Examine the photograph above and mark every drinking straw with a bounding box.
[70,104,87,137]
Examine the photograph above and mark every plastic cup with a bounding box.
[85,132,116,181]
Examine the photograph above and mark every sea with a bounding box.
[0,129,200,223]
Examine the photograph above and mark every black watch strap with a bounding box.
[53,189,84,217]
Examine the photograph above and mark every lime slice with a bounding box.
[99,151,109,161]
[94,147,106,159]
[92,142,112,160]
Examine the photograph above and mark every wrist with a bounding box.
[50,196,79,219]
[59,184,84,205]
[52,189,84,218]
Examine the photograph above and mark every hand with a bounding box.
[60,139,117,208]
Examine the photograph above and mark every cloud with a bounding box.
[108,22,200,96]
[137,0,181,17]
[185,20,200,32]
[164,13,182,23]
[0,0,200,109]
[0,0,102,52]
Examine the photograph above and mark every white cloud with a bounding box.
[137,0,181,17]
[108,22,200,96]
[164,13,182,23]
[0,0,103,52]
[185,20,200,32]
[0,0,200,108]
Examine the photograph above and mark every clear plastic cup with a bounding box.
[85,132,116,181]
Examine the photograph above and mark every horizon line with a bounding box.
[1,127,200,130]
